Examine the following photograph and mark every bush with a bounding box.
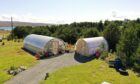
[103,22,120,51]
[82,28,99,38]
[10,65,18,70]
[100,51,108,60]
[0,39,2,42]
[7,35,12,41]
[132,44,140,72]
[117,23,140,67]
[133,63,140,72]
[17,39,20,42]
[2,42,5,45]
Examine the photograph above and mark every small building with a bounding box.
[75,37,108,56]
[23,34,65,57]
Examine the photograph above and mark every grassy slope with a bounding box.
[42,59,140,84]
[0,40,37,83]
[0,31,10,35]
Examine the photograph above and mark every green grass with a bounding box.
[0,40,37,83]
[42,59,140,84]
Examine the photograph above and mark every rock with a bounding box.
[102,81,111,84]
[12,71,18,76]
[19,66,27,71]
[7,66,27,76]
[17,68,22,73]
[9,70,14,74]
[7,70,18,76]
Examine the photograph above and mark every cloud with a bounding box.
[0,14,73,24]
[0,11,140,24]
[107,10,140,20]
[0,14,49,23]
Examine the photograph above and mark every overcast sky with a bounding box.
[0,0,140,24]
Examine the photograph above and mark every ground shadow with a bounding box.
[74,52,95,63]
[115,68,129,76]
[119,71,129,76]
[137,74,140,77]
[22,48,36,56]
[40,53,65,60]
[133,70,140,77]
[22,47,66,60]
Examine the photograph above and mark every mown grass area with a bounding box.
[42,59,140,84]
[0,30,10,37]
[0,40,37,83]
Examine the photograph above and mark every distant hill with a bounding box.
[0,21,52,27]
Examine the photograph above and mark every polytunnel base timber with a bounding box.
[74,52,96,63]
[22,47,65,60]
[22,47,36,56]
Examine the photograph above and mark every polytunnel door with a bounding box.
[81,42,87,56]
[52,40,59,55]
[78,40,86,56]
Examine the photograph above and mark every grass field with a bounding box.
[0,31,10,37]
[0,40,37,83]
[42,59,140,84]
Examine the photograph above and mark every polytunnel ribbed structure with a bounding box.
[23,34,65,56]
[75,37,108,56]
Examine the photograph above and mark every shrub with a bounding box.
[7,35,12,41]
[133,63,140,72]
[100,51,108,60]
[10,65,18,70]
[17,39,20,42]
[0,39,2,42]
[83,28,99,38]
[2,42,5,45]
[103,22,120,51]
[132,44,140,72]
[117,23,140,67]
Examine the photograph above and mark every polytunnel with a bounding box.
[75,37,108,56]
[23,34,65,57]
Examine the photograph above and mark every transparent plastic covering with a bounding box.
[24,34,54,49]
[75,37,108,56]
[23,34,65,55]
[84,37,108,55]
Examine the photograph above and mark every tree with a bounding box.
[104,20,110,27]
[103,22,120,51]
[60,27,78,44]
[12,26,32,38]
[97,21,104,32]
[31,26,51,36]
[133,44,140,72]
[136,18,140,23]
[117,23,140,67]
[83,28,99,38]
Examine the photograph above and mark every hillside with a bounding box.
[42,59,140,84]
[0,21,52,27]
[0,39,37,83]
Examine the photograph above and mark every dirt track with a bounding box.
[4,53,80,84]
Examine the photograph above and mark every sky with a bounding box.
[0,0,140,24]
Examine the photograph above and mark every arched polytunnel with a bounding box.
[23,34,65,57]
[75,37,108,56]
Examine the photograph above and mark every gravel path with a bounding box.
[5,53,80,84]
